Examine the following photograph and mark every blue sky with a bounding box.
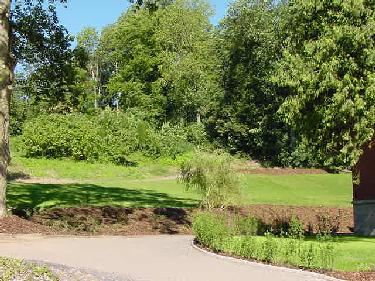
[57,1,230,38]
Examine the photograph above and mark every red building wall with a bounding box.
[354,142,375,201]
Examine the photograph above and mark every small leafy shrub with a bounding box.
[288,216,305,239]
[180,151,241,209]
[186,122,208,146]
[271,216,291,236]
[316,212,341,235]
[271,216,304,238]
[262,232,278,263]
[233,215,261,236]
[146,122,192,159]
[192,212,230,250]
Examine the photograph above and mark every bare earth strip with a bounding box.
[0,235,340,281]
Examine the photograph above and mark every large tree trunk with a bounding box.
[0,0,12,217]
[353,139,375,236]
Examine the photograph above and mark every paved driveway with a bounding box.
[0,235,340,281]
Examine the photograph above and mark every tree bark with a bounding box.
[0,0,12,217]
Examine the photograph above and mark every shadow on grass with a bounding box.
[7,183,199,209]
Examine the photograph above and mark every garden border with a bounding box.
[191,239,343,281]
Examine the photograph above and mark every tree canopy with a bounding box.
[274,0,375,169]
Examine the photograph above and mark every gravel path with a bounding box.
[30,261,129,281]
[0,235,341,281]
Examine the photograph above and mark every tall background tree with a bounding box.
[274,0,375,234]
[100,0,220,122]
[207,0,292,165]
[76,27,100,109]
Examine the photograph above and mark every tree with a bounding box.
[274,0,375,234]
[0,0,68,216]
[100,0,220,122]
[129,0,174,11]
[208,0,290,164]
[155,0,221,122]
[101,6,165,118]
[76,27,101,109]
[0,0,12,216]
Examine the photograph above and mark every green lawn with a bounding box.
[333,236,375,271]
[8,181,200,209]
[7,155,353,209]
[242,174,352,207]
[10,154,179,180]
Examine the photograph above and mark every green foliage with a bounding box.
[8,154,353,208]
[19,110,204,165]
[271,216,304,238]
[193,212,337,270]
[11,0,375,172]
[100,0,221,122]
[192,212,230,250]
[11,0,89,112]
[233,215,261,236]
[287,216,305,239]
[274,0,375,169]
[208,0,292,165]
[179,151,241,209]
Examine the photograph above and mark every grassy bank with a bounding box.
[7,154,353,209]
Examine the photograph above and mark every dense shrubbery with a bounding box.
[20,111,208,165]
[193,212,336,270]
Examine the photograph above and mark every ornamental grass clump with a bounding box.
[179,151,241,209]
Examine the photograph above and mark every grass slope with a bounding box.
[242,174,352,207]
[8,155,353,209]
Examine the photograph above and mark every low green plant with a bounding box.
[192,212,230,251]
[287,216,305,239]
[179,151,241,209]
[263,232,278,263]
[233,215,260,236]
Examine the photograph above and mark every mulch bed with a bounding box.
[2,204,354,235]
[238,167,330,175]
[234,161,333,175]
[327,271,375,281]
[0,215,53,235]
[238,205,353,234]
[28,207,193,236]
